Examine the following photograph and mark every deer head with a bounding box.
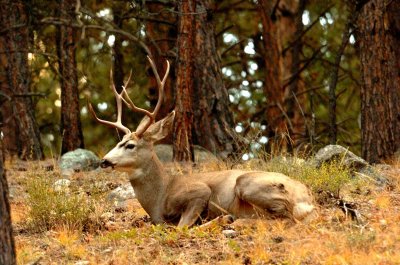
[88,56,173,173]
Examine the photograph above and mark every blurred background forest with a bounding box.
[0,0,399,163]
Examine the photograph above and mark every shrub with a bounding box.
[26,176,95,232]
[247,155,353,196]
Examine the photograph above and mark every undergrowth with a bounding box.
[25,171,103,232]
[236,155,353,196]
[9,157,400,264]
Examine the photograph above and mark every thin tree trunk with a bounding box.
[327,7,356,144]
[57,0,84,154]
[0,143,16,265]
[357,0,400,162]
[0,0,43,160]
[281,0,306,148]
[173,0,195,162]
[258,0,286,151]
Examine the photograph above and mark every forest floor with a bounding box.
[6,156,400,265]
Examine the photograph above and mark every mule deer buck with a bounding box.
[89,56,317,227]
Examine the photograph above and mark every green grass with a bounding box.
[26,174,98,232]
[241,155,354,196]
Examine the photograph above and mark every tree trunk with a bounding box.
[357,0,400,162]
[112,1,125,94]
[192,0,239,158]
[145,2,177,123]
[279,0,306,148]
[327,9,356,145]
[0,0,43,160]
[0,90,18,158]
[173,0,195,162]
[57,0,84,154]
[258,0,287,151]
[0,143,16,265]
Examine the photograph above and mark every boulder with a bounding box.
[313,145,387,185]
[59,148,101,177]
[154,144,219,163]
[313,145,368,169]
[107,183,136,208]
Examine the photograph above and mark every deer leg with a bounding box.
[172,184,211,228]
[177,197,209,228]
[199,215,235,229]
[235,175,294,220]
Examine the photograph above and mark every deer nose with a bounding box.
[100,159,115,168]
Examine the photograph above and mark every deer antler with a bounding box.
[122,56,170,137]
[88,70,132,135]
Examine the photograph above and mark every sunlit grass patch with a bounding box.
[53,227,87,260]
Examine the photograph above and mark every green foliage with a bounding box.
[243,156,353,196]
[101,228,139,242]
[22,0,363,157]
[26,176,95,232]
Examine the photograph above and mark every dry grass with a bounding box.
[7,157,400,265]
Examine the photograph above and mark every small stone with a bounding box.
[74,261,89,265]
[100,212,114,221]
[222,229,237,238]
[379,219,387,227]
[53,179,71,192]
[102,247,113,253]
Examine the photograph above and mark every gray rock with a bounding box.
[154,144,219,163]
[313,145,368,169]
[222,229,237,238]
[107,183,136,207]
[59,148,100,177]
[313,145,388,185]
[357,166,388,186]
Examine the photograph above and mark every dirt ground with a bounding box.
[6,159,400,265]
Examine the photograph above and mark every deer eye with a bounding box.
[126,144,135,149]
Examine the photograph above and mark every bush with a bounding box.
[243,155,353,196]
[26,176,95,232]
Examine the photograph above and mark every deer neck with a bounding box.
[129,151,170,223]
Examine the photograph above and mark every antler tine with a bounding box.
[131,56,170,137]
[147,56,170,117]
[87,70,131,135]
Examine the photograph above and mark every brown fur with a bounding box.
[101,112,317,227]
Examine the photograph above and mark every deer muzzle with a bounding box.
[100,159,115,168]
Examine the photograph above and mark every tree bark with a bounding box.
[279,0,306,148]
[57,0,84,154]
[258,0,287,150]
[174,0,240,161]
[357,0,400,162]
[192,0,239,158]
[145,2,177,123]
[112,1,125,94]
[0,0,43,160]
[173,0,195,162]
[0,142,16,265]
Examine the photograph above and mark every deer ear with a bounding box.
[143,111,175,142]
[136,115,151,134]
